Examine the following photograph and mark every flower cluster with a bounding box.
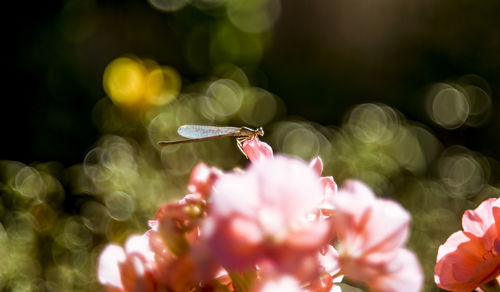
[97,139,422,291]
[435,197,500,291]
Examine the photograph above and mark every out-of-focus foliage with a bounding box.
[0,161,99,291]
[4,0,500,291]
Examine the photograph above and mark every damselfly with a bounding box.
[158,125,264,157]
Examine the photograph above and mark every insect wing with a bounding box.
[177,125,241,139]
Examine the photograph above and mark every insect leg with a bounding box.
[236,137,249,158]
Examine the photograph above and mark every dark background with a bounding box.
[4,0,500,164]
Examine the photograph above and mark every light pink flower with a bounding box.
[187,162,222,198]
[253,275,303,292]
[372,248,423,292]
[311,245,343,292]
[330,180,422,292]
[204,155,331,278]
[242,138,274,162]
[148,193,211,289]
[97,235,156,292]
[435,197,500,291]
[309,157,337,216]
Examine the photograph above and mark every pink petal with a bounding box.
[319,176,338,215]
[250,156,323,220]
[187,162,221,198]
[256,275,303,292]
[284,218,331,250]
[119,254,156,292]
[435,231,471,263]
[318,245,341,275]
[462,198,497,238]
[334,180,376,223]
[207,155,327,271]
[242,139,273,162]
[435,230,500,291]
[361,199,410,255]
[148,220,158,230]
[333,181,410,255]
[320,176,337,195]
[371,248,423,292]
[211,172,260,217]
[309,156,323,176]
[97,244,126,289]
[331,180,377,242]
[125,235,155,264]
[206,217,265,270]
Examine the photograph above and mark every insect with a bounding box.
[158,125,264,157]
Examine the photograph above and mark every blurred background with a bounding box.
[2,0,500,291]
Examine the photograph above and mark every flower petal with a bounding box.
[187,162,221,198]
[435,230,499,292]
[97,244,126,289]
[462,198,498,238]
[371,248,423,292]
[242,139,273,162]
[309,156,323,176]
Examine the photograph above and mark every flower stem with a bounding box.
[480,279,500,292]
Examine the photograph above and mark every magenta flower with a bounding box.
[435,197,500,291]
[204,155,331,278]
[330,180,422,292]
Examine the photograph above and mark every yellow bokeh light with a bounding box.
[103,57,146,106]
[145,66,181,106]
[103,56,181,110]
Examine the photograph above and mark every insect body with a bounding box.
[158,125,264,157]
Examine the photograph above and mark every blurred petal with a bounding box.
[97,244,126,289]
[255,275,303,292]
[207,155,327,274]
[119,254,156,292]
[362,199,410,255]
[318,245,340,275]
[125,235,155,264]
[187,162,221,198]
[334,180,376,227]
[331,180,418,290]
[309,156,323,176]
[371,248,423,292]
[319,176,337,215]
[332,180,409,253]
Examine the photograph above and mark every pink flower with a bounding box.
[330,180,422,292]
[97,235,156,292]
[187,162,222,198]
[309,157,337,216]
[204,155,331,278]
[311,245,343,292]
[372,248,423,292]
[253,275,303,292]
[435,197,500,291]
[242,138,274,162]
